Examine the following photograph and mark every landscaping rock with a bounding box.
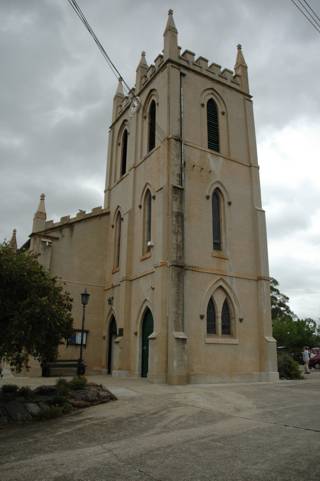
[33,386,57,396]
[0,406,9,424]
[5,401,32,422]
[25,402,41,417]
[0,380,116,424]
[68,384,116,405]
[69,399,91,408]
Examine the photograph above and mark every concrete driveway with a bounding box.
[0,373,320,481]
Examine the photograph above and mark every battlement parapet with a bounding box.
[220,68,234,82]
[181,49,195,64]
[208,62,222,75]
[115,43,245,125]
[178,52,241,90]
[154,53,164,69]
[44,206,107,231]
[147,64,156,80]
[195,56,209,69]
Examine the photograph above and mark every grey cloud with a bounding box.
[270,254,320,318]
[1,0,320,316]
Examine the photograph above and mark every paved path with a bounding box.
[1,373,320,481]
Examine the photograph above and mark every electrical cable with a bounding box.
[289,0,320,34]
[66,0,132,93]
[300,0,320,24]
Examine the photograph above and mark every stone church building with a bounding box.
[27,11,278,384]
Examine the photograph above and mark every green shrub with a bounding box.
[61,403,73,414]
[50,395,68,406]
[55,378,70,396]
[69,376,87,390]
[1,384,19,394]
[35,403,72,421]
[35,406,64,420]
[277,352,303,380]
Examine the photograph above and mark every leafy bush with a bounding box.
[55,378,70,396]
[277,352,303,380]
[69,376,87,390]
[35,403,72,421]
[1,384,19,394]
[35,406,61,420]
[49,395,69,406]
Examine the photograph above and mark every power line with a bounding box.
[289,0,320,34]
[66,0,132,93]
[294,0,320,31]
[302,0,320,24]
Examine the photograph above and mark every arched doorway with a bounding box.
[141,308,154,377]
[107,316,117,374]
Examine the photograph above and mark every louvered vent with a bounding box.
[148,100,156,152]
[207,99,220,152]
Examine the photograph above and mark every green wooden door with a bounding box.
[141,309,154,377]
[107,317,117,374]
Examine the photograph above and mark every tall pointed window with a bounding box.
[120,129,128,177]
[148,100,156,152]
[143,190,152,254]
[207,98,220,152]
[206,298,216,335]
[114,212,121,269]
[221,299,231,335]
[212,189,222,250]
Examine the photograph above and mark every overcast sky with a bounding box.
[1,0,320,318]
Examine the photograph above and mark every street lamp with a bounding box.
[78,288,90,375]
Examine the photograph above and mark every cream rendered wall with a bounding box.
[31,213,109,373]
[179,65,276,381]
[103,63,172,381]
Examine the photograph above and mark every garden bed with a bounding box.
[0,377,117,424]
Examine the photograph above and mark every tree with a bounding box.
[0,243,73,371]
[270,277,294,321]
[270,277,320,350]
[272,317,318,351]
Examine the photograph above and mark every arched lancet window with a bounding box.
[206,298,216,335]
[207,98,220,152]
[114,212,121,269]
[221,299,232,335]
[148,100,156,152]
[212,189,222,250]
[120,129,128,177]
[143,190,152,254]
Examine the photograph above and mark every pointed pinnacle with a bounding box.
[115,78,124,97]
[235,44,247,68]
[9,228,17,252]
[164,8,177,34]
[37,193,46,214]
[138,51,148,68]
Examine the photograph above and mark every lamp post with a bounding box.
[78,288,90,375]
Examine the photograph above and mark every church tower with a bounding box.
[103,10,278,383]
